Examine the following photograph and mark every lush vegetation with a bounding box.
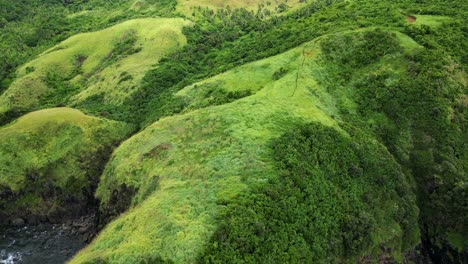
[199,123,419,263]
[0,108,132,220]
[317,23,467,262]
[72,25,465,262]
[0,0,466,263]
[0,17,190,124]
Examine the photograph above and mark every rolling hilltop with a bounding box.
[0,0,466,263]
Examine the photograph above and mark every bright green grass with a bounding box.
[177,39,341,117]
[71,18,191,105]
[0,107,132,215]
[395,31,422,52]
[0,18,190,114]
[71,28,420,263]
[412,15,451,27]
[71,35,338,264]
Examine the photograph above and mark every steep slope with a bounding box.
[0,108,132,223]
[71,29,423,263]
[0,0,179,96]
[0,0,466,263]
[0,18,190,121]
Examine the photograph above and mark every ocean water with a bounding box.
[0,224,85,264]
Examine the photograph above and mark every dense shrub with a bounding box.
[198,123,419,263]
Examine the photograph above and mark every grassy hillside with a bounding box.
[0,108,132,220]
[0,0,179,95]
[71,29,424,263]
[0,0,466,263]
[0,17,189,121]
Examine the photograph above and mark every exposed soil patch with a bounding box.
[304,50,315,58]
[406,16,416,23]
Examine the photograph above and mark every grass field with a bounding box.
[71,28,421,263]
[0,18,190,115]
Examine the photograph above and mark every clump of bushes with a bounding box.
[198,122,419,262]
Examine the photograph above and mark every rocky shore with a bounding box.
[0,222,88,264]
[1,213,97,245]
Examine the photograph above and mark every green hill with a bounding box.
[71,28,424,263]
[0,18,190,119]
[0,108,132,220]
[0,0,466,263]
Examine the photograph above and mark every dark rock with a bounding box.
[0,216,9,226]
[73,220,83,227]
[27,215,39,225]
[39,214,48,223]
[82,232,90,243]
[11,217,25,226]
[78,226,89,234]
[47,211,61,224]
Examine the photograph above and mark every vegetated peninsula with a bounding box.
[0,0,466,263]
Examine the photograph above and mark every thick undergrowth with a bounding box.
[199,123,419,263]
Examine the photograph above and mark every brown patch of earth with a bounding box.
[304,50,316,58]
[406,16,416,23]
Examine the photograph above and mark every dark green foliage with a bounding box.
[198,123,419,263]
[0,0,69,92]
[0,109,26,127]
[40,71,80,107]
[400,49,467,262]
[320,22,467,261]
[195,88,252,108]
[320,29,402,82]
[112,30,140,58]
[272,67,288,80]
[404,21,468,72]
[75,94,133,122]
[118,72,134,84]
[184,83,253,111]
